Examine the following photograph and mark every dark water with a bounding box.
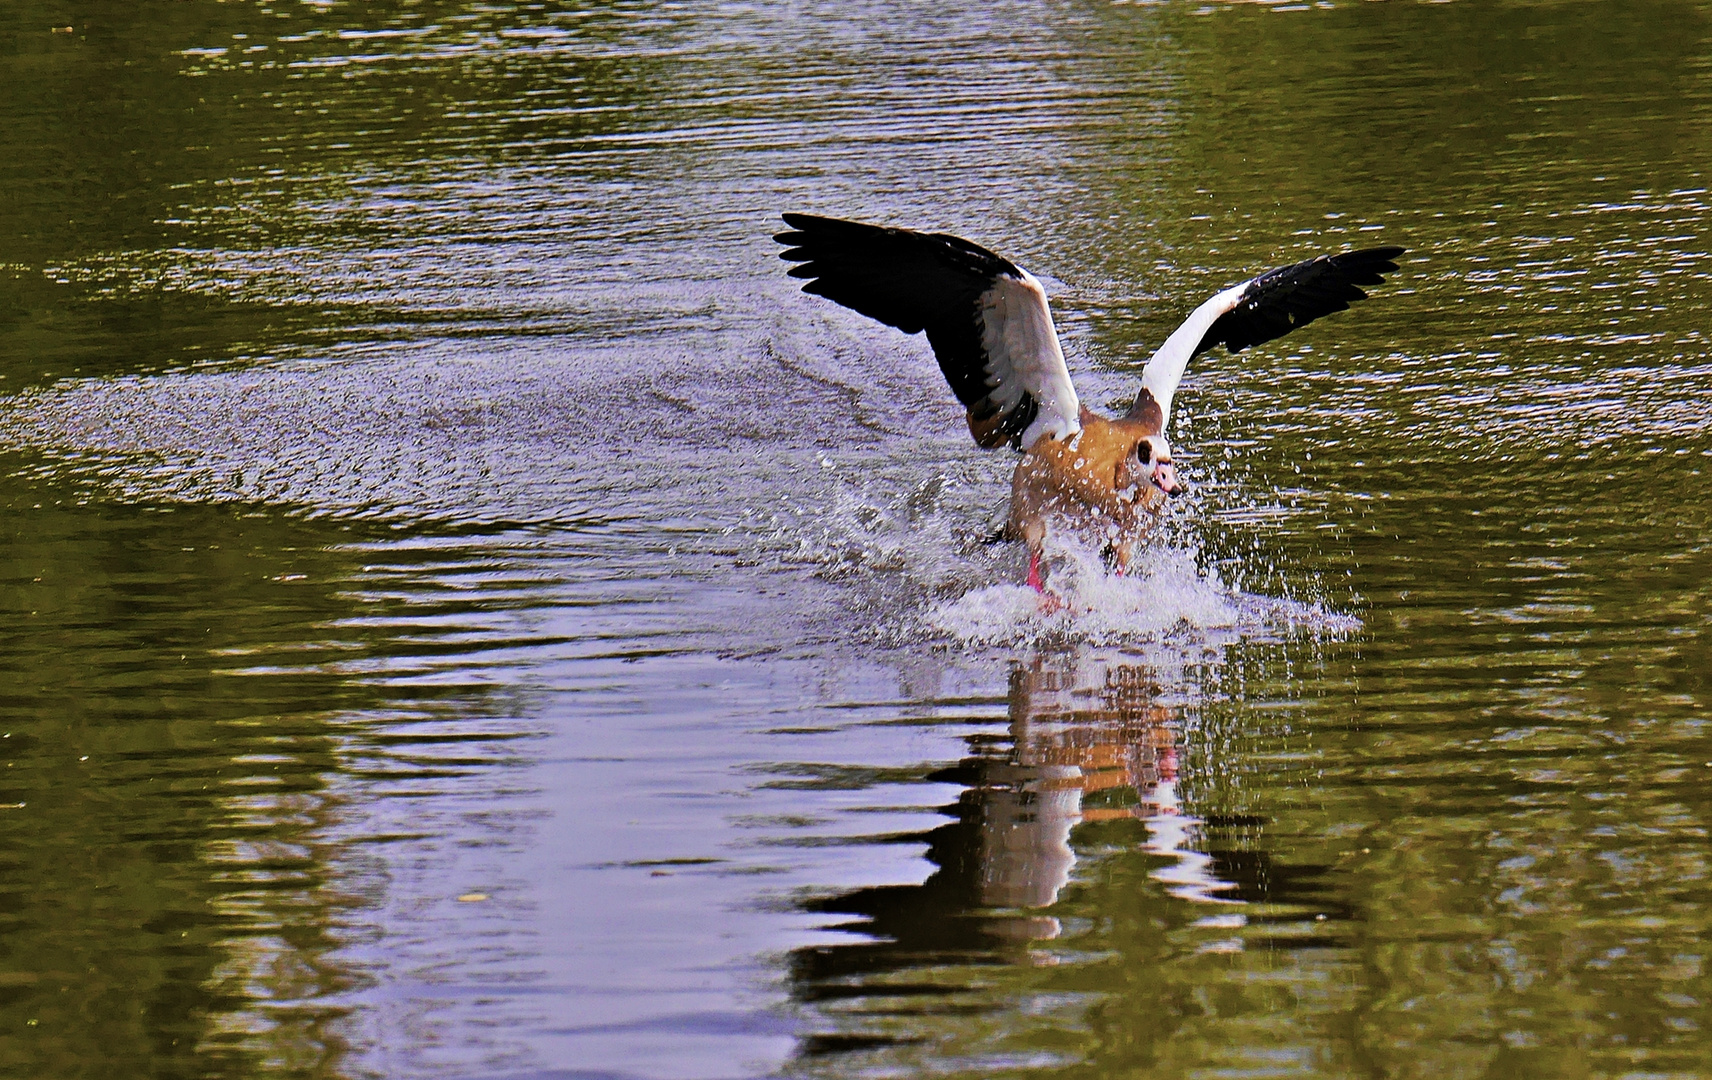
[3,1,1712,1076]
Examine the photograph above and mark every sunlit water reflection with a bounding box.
[3,0,1712,1077]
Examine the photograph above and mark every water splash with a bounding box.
[925,530,1358,647]
[741,463,1359,649]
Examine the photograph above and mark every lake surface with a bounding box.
[3,1,1712,1076]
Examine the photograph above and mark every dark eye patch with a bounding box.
[1136,441,1152,463]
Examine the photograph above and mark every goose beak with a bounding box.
[1151,461,1181,497]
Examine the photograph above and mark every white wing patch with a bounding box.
[1139,281,1248,433]
[977,271,1081,449]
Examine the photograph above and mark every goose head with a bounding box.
[1130,434,1181,497]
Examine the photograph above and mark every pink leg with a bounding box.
[1026,550,1045,593]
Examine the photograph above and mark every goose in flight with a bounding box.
[774,213,1404,588]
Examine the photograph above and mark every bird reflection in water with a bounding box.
[790,647,1240,1005]
[975,650,1236,941]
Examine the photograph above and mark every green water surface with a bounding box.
[3,2,1712,1077]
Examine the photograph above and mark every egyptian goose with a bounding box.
[774,214,1404,588]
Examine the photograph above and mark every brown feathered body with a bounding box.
[1007,411,1166,570]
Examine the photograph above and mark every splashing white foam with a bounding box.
[925,532,1357,647]
[724,455,1358,652]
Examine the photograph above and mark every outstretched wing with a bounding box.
[1129,246,1406,433]
[1194,247,1406,358]
[775,213,1081,450]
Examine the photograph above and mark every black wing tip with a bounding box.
[1336,245,1407,275]
[775,213,839,248]
[773,214,886,259]
[779,211,873,235]
[1201,244,1408,356]
[1346,244,1406,258]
